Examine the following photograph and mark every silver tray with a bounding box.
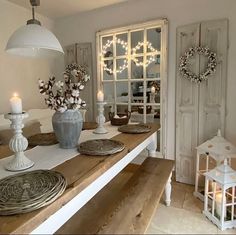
[78,139,125,156]
[0,170,67,215]
[118,124,151,134]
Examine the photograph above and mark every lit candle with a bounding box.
[215,192,226,218]
[10,93,22,114]
[97,91,104,102]
[151,86,155,93]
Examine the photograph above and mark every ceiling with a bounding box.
[7,0,129,19]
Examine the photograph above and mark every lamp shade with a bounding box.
[5,24,64,57]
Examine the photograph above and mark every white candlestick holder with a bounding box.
[93,101,108,134]
[4,112,34,171]
[149,92,156,113]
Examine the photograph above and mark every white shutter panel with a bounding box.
[176,23,200,184]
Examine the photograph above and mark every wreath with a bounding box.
[179,46,217,83]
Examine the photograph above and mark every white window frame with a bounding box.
[96,19,168,157]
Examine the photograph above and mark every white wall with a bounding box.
[54,0,236,159]
[0,0,56,114]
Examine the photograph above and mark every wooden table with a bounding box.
[0,123,161,234]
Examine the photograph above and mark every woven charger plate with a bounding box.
[78,139,125,156]
[28,132,58,146]
[0,170,67,215]
[118,124,151,134]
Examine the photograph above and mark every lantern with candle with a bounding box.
[194,130,236,201]
[203,159,236,230]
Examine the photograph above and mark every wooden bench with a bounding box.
[56,157,174,234]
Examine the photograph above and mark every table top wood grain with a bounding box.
[0,123,160,234]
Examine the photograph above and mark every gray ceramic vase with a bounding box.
[52,109,83,149]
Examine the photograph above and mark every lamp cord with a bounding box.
[27,0,41,25]
[32,6,35,20]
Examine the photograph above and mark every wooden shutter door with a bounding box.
[64,44,77,66]
[76,43,94,121]
[64,43,94,121]
[176,19,228,184]
[198,19,228,143]
[176,23,200,184]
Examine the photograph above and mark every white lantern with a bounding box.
[203,160,236,230]
[194,130,236,201]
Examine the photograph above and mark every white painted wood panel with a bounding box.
[64,44,77,66]
[64,43,94,121]
[76,43,94,121]
[198,19,228,143]
[176,19,228,184]
[176,23,200,184]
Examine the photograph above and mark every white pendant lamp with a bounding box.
[5,0,64,57]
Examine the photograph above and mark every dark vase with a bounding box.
[52,109,83,149]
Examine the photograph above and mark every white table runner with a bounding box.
[0,123,119,179]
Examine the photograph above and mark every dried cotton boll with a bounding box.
[84,75,90,82]
[58,107,67,113]
[69,97,74,104]
[71,69,78,77]
[79,85,84,90]
[55,81,64,88]
[38,79,44,86]
[81,101,86,107]
[72,90,80,97]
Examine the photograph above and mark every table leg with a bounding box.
[146,132,157,158]
[194,152,200,196]
[165,172,172,206]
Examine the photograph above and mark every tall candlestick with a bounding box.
[97,90,104,102]
[93,101,108,134]
[4,112,34,171]
[10,93,22,114]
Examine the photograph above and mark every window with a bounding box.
[96,19,168,155]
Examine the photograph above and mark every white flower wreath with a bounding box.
[179,46,217,83]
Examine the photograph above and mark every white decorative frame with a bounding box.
[96,19,168,156]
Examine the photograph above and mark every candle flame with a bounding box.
[13,93,18,97]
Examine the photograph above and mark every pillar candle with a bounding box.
[10,93,22,114]
[215,192,226,218]
[151,86,155,93]
[97,91,104,102]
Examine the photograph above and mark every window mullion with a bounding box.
[143,28,147,124]
[128,30,131,113]
[113,34,117,115]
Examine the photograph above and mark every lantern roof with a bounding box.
[196,130,236,160]
[205,160,236,185]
